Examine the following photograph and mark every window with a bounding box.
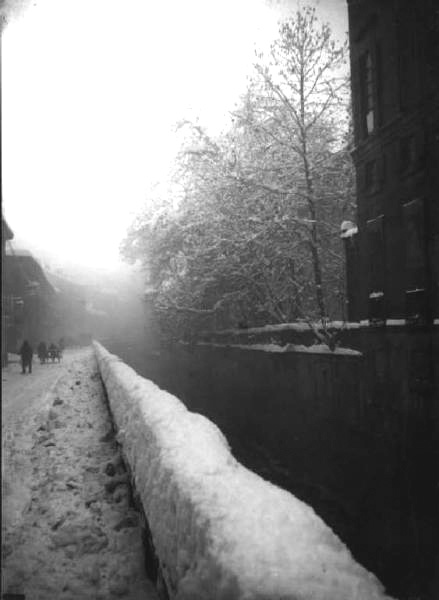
[398,8,419,110]
[359,51,375,136]
[403,199,427,322]
[364,159,378,191]
[366,215,385,322]
[399,135,416,173]
[364,155,386,193]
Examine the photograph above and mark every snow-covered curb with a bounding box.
[93,341,393,600]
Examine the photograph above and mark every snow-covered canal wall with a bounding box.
[93,342,393,600]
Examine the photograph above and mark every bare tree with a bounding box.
[121,7,355,340]
[249,7,349,318]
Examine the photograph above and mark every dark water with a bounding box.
[104,337,438,600]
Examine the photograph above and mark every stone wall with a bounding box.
[93,341,393,600]
[113,327,437,600]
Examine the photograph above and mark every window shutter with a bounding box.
[402,198,427,322]
[366,214,385,322]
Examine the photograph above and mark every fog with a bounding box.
[1,0,277,271]
[1,0,347,274]
[2,0,347,346]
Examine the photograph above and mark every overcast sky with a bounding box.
[2,0,348,271]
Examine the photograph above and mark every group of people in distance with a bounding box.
[18,339,64,374]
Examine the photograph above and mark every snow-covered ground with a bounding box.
[2,350,82,532]
[94,341,395,600]
[2,348,158,600]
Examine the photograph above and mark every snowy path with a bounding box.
[2,351,82,533]
[2,348,158,599]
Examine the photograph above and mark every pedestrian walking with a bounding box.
[19,340,33,374]
[48,342,59,362]
[37,341,48,364]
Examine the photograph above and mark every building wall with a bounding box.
[346,0,439,324]
[2,254,58,351]
[338,4,439,594]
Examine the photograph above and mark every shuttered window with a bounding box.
[359,51,375,136]
[366,215,385,322]
[403,198,427,322]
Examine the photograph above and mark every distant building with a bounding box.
[345,0,439,324]
[2,215,13,258]
[3,247,58,351]
[2,215,14,366]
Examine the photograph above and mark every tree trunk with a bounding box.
[299,138,327,318]
[299,58,327,319]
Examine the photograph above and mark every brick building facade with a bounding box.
[2,248,58,352]
[343,3,439,596]
[345,0,439,325]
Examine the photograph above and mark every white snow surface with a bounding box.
[209,320,361,336]
[244,343,362,355]
[340,226,358,239]
[93,342,393,600]
[199,342,362,356]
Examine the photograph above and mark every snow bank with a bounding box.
[205,320,361,337]
[340,226,359,239]
[198,341,362,356]
[93,342,393,600]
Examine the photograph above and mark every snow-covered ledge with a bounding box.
[93,341,394,600]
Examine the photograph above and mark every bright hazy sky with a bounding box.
[2,0,348,270]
